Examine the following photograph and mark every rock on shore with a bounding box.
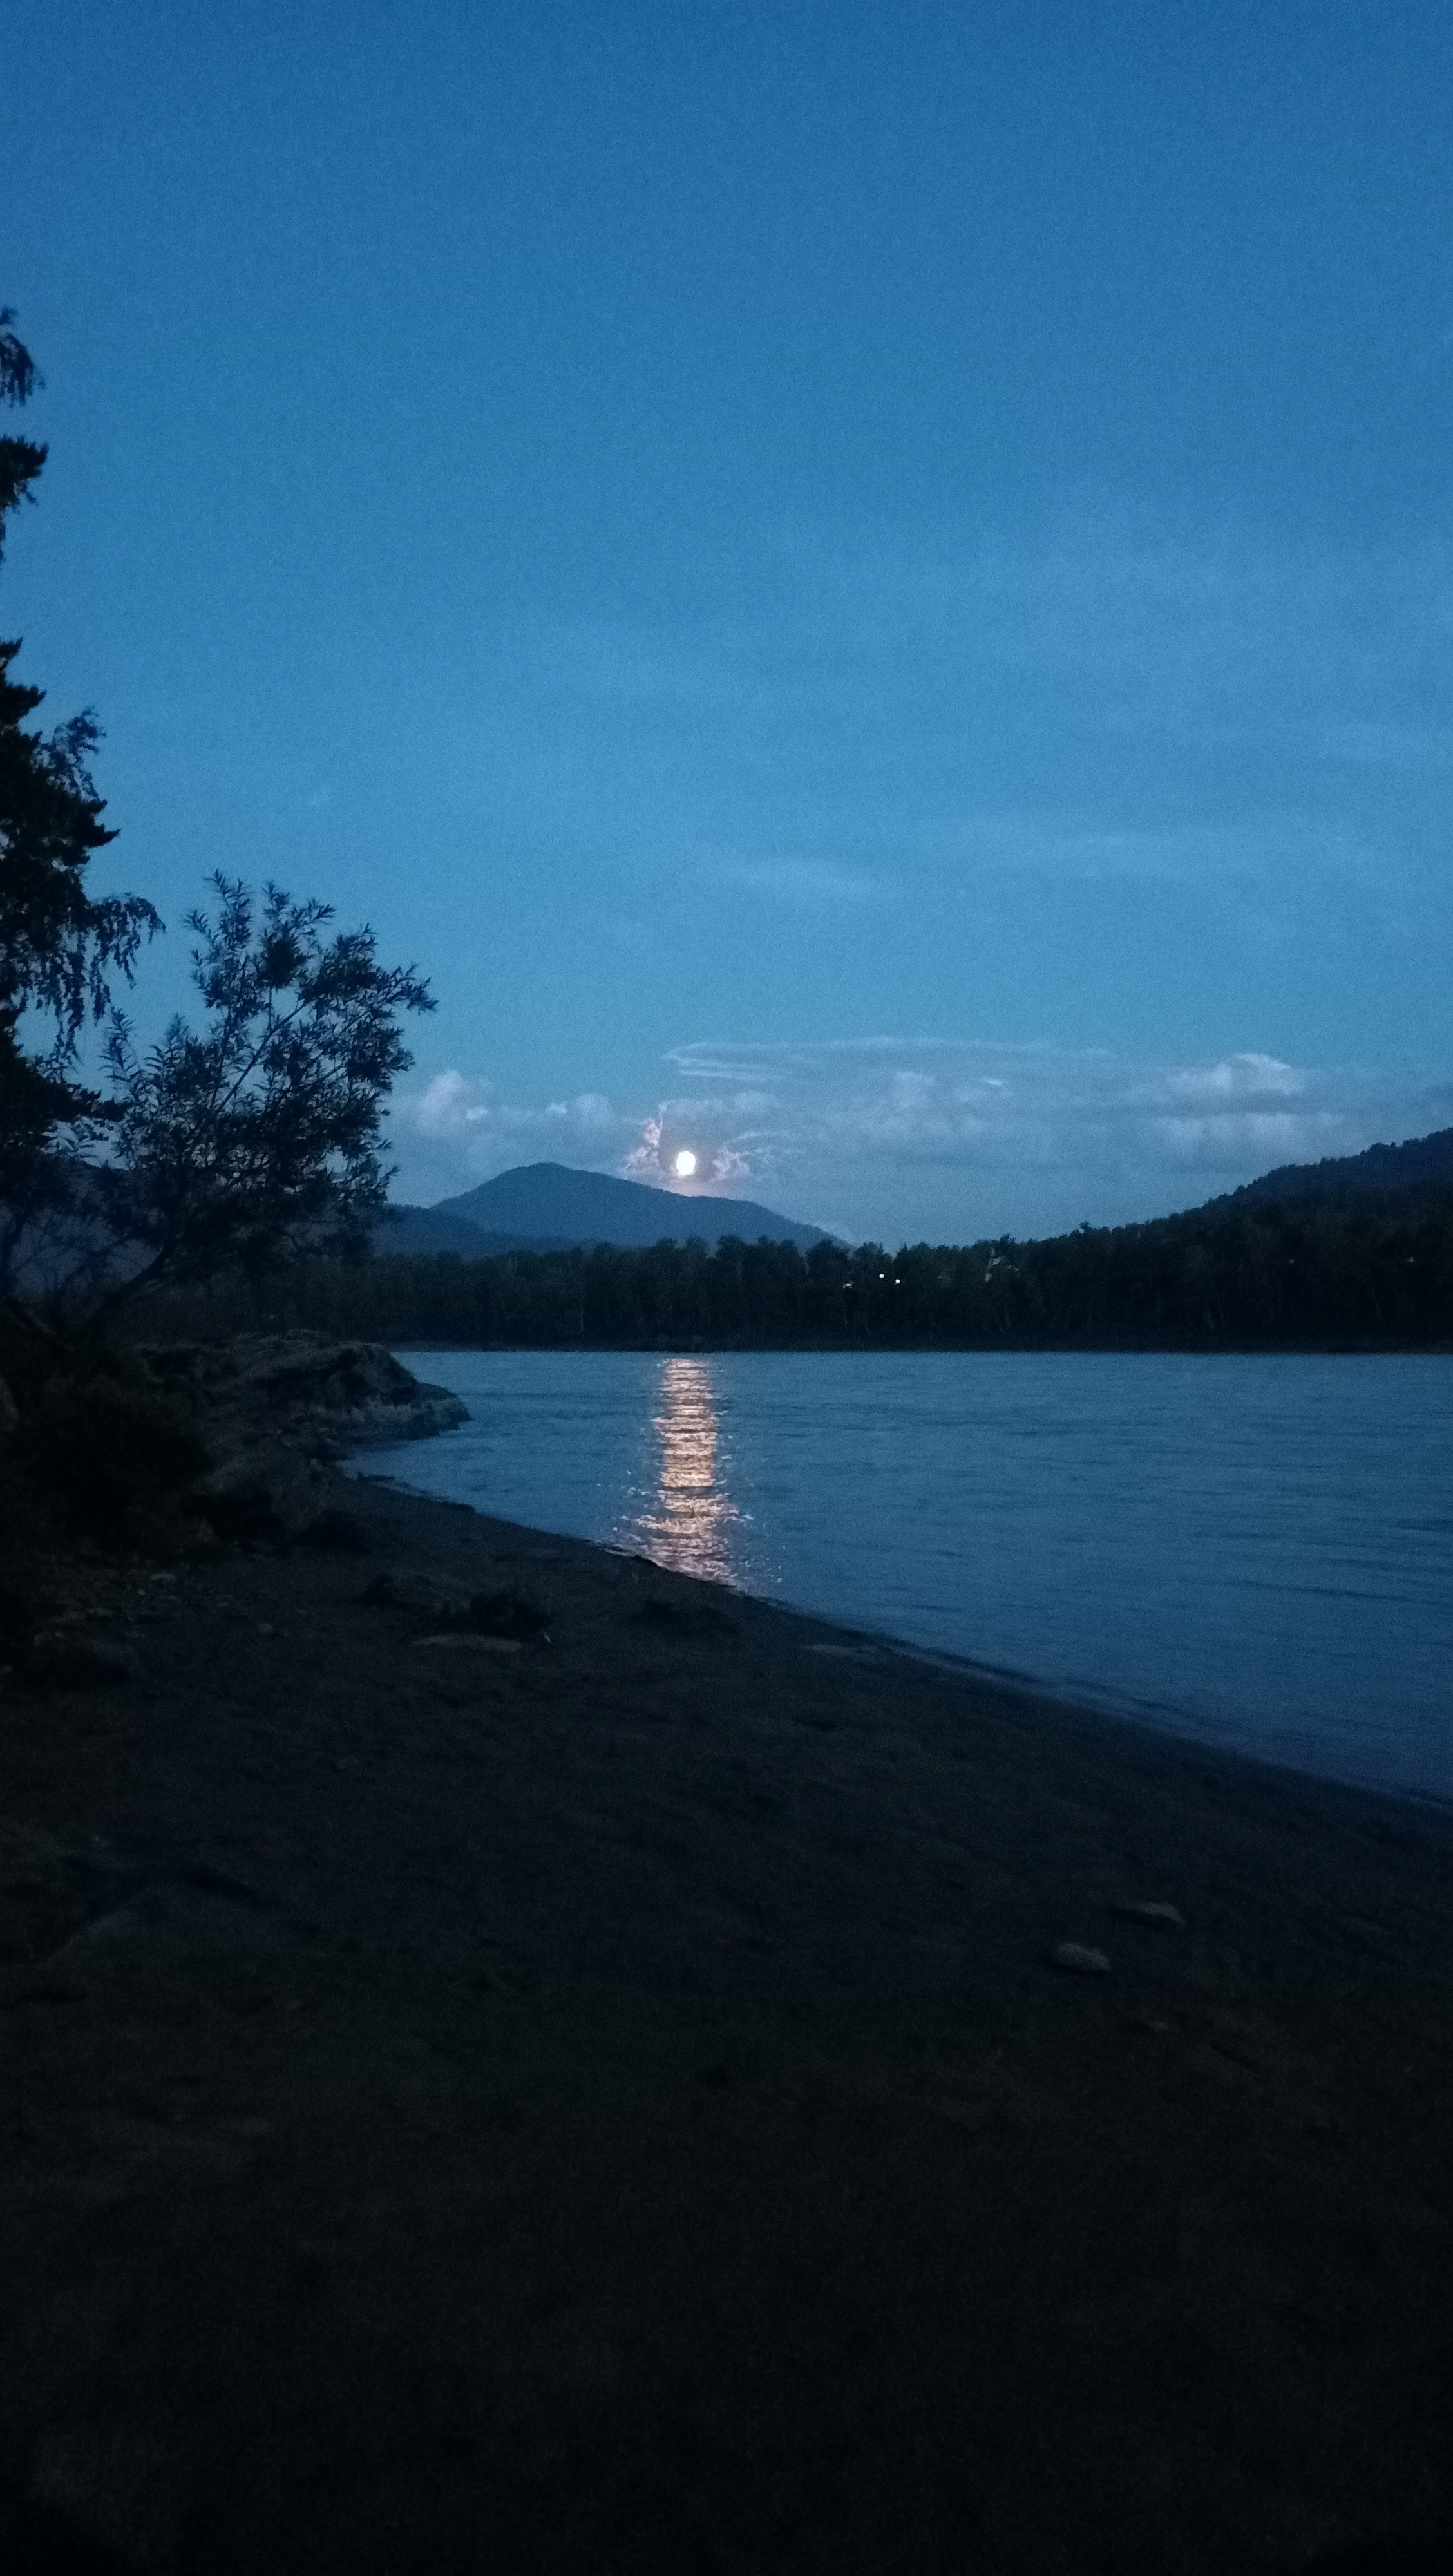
[146,1334,468,1547]
[153,1332,468,1450]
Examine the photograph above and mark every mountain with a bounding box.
[1216,1125,1453,1211]
[381,1161,833,1254]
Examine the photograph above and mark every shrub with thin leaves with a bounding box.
[103,876,433,1303]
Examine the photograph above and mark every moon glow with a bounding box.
[674,1150,698,1177]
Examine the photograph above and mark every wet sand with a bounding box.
[3,1472,1452,2574]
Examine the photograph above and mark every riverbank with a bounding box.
[3,1460,1452,2572]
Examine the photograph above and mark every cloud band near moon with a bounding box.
[394,1042,1453,1245]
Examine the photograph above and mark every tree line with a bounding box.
[131,1188,1453,1350]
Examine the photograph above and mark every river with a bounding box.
[356,1349,1453,1804]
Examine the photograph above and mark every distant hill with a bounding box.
[1215,1125,1453,1211]
[379,1160,834,1255]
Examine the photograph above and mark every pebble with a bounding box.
[1050,1941,1112,1975]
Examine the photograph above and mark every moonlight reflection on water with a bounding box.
[629,1357,741,1584]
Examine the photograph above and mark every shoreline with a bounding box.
[364,1455,1453,1826]
[381,1336,1453,1356]
[3,1464,1452,2571]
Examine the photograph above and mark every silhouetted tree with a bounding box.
[101,876,433,1302]
[1,310,157,1298]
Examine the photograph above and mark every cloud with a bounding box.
[617,1117,756,1191]
[413,1070,492,1136]
[392,1042,1453,1243]
[655,1037,1361,1179]
[400,1072,641,1176]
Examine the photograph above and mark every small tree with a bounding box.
[1,309,158,1300]
[102,875,433,1304]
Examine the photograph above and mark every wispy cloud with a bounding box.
[654,1037,1363,1184]
[471,504,1453,909]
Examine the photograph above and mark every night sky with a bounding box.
[6,1,1452,1241]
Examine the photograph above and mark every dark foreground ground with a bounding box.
[3,1476,1451,2576]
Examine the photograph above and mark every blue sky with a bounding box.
[6,0,1452,1240]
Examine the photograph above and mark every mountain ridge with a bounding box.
[1210,1124,1453,1211]
[379,1160,834,1256]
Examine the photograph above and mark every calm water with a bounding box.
[360,1350,1453,1804]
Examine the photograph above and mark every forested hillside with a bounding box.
[132,1186,1453,1350]
[1219,1124,1453,1209]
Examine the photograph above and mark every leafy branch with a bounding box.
[100,876,433,1303]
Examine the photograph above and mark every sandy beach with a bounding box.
[3,1464,1452,2574]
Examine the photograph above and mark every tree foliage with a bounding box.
[0,309,44,531]
[1,309,158,1287]
[127,1190,1453,1352]
[102,876,433,1300]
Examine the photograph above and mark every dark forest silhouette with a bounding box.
[132,1182,1453,1350]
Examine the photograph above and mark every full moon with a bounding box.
[674,1150,697,1178]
